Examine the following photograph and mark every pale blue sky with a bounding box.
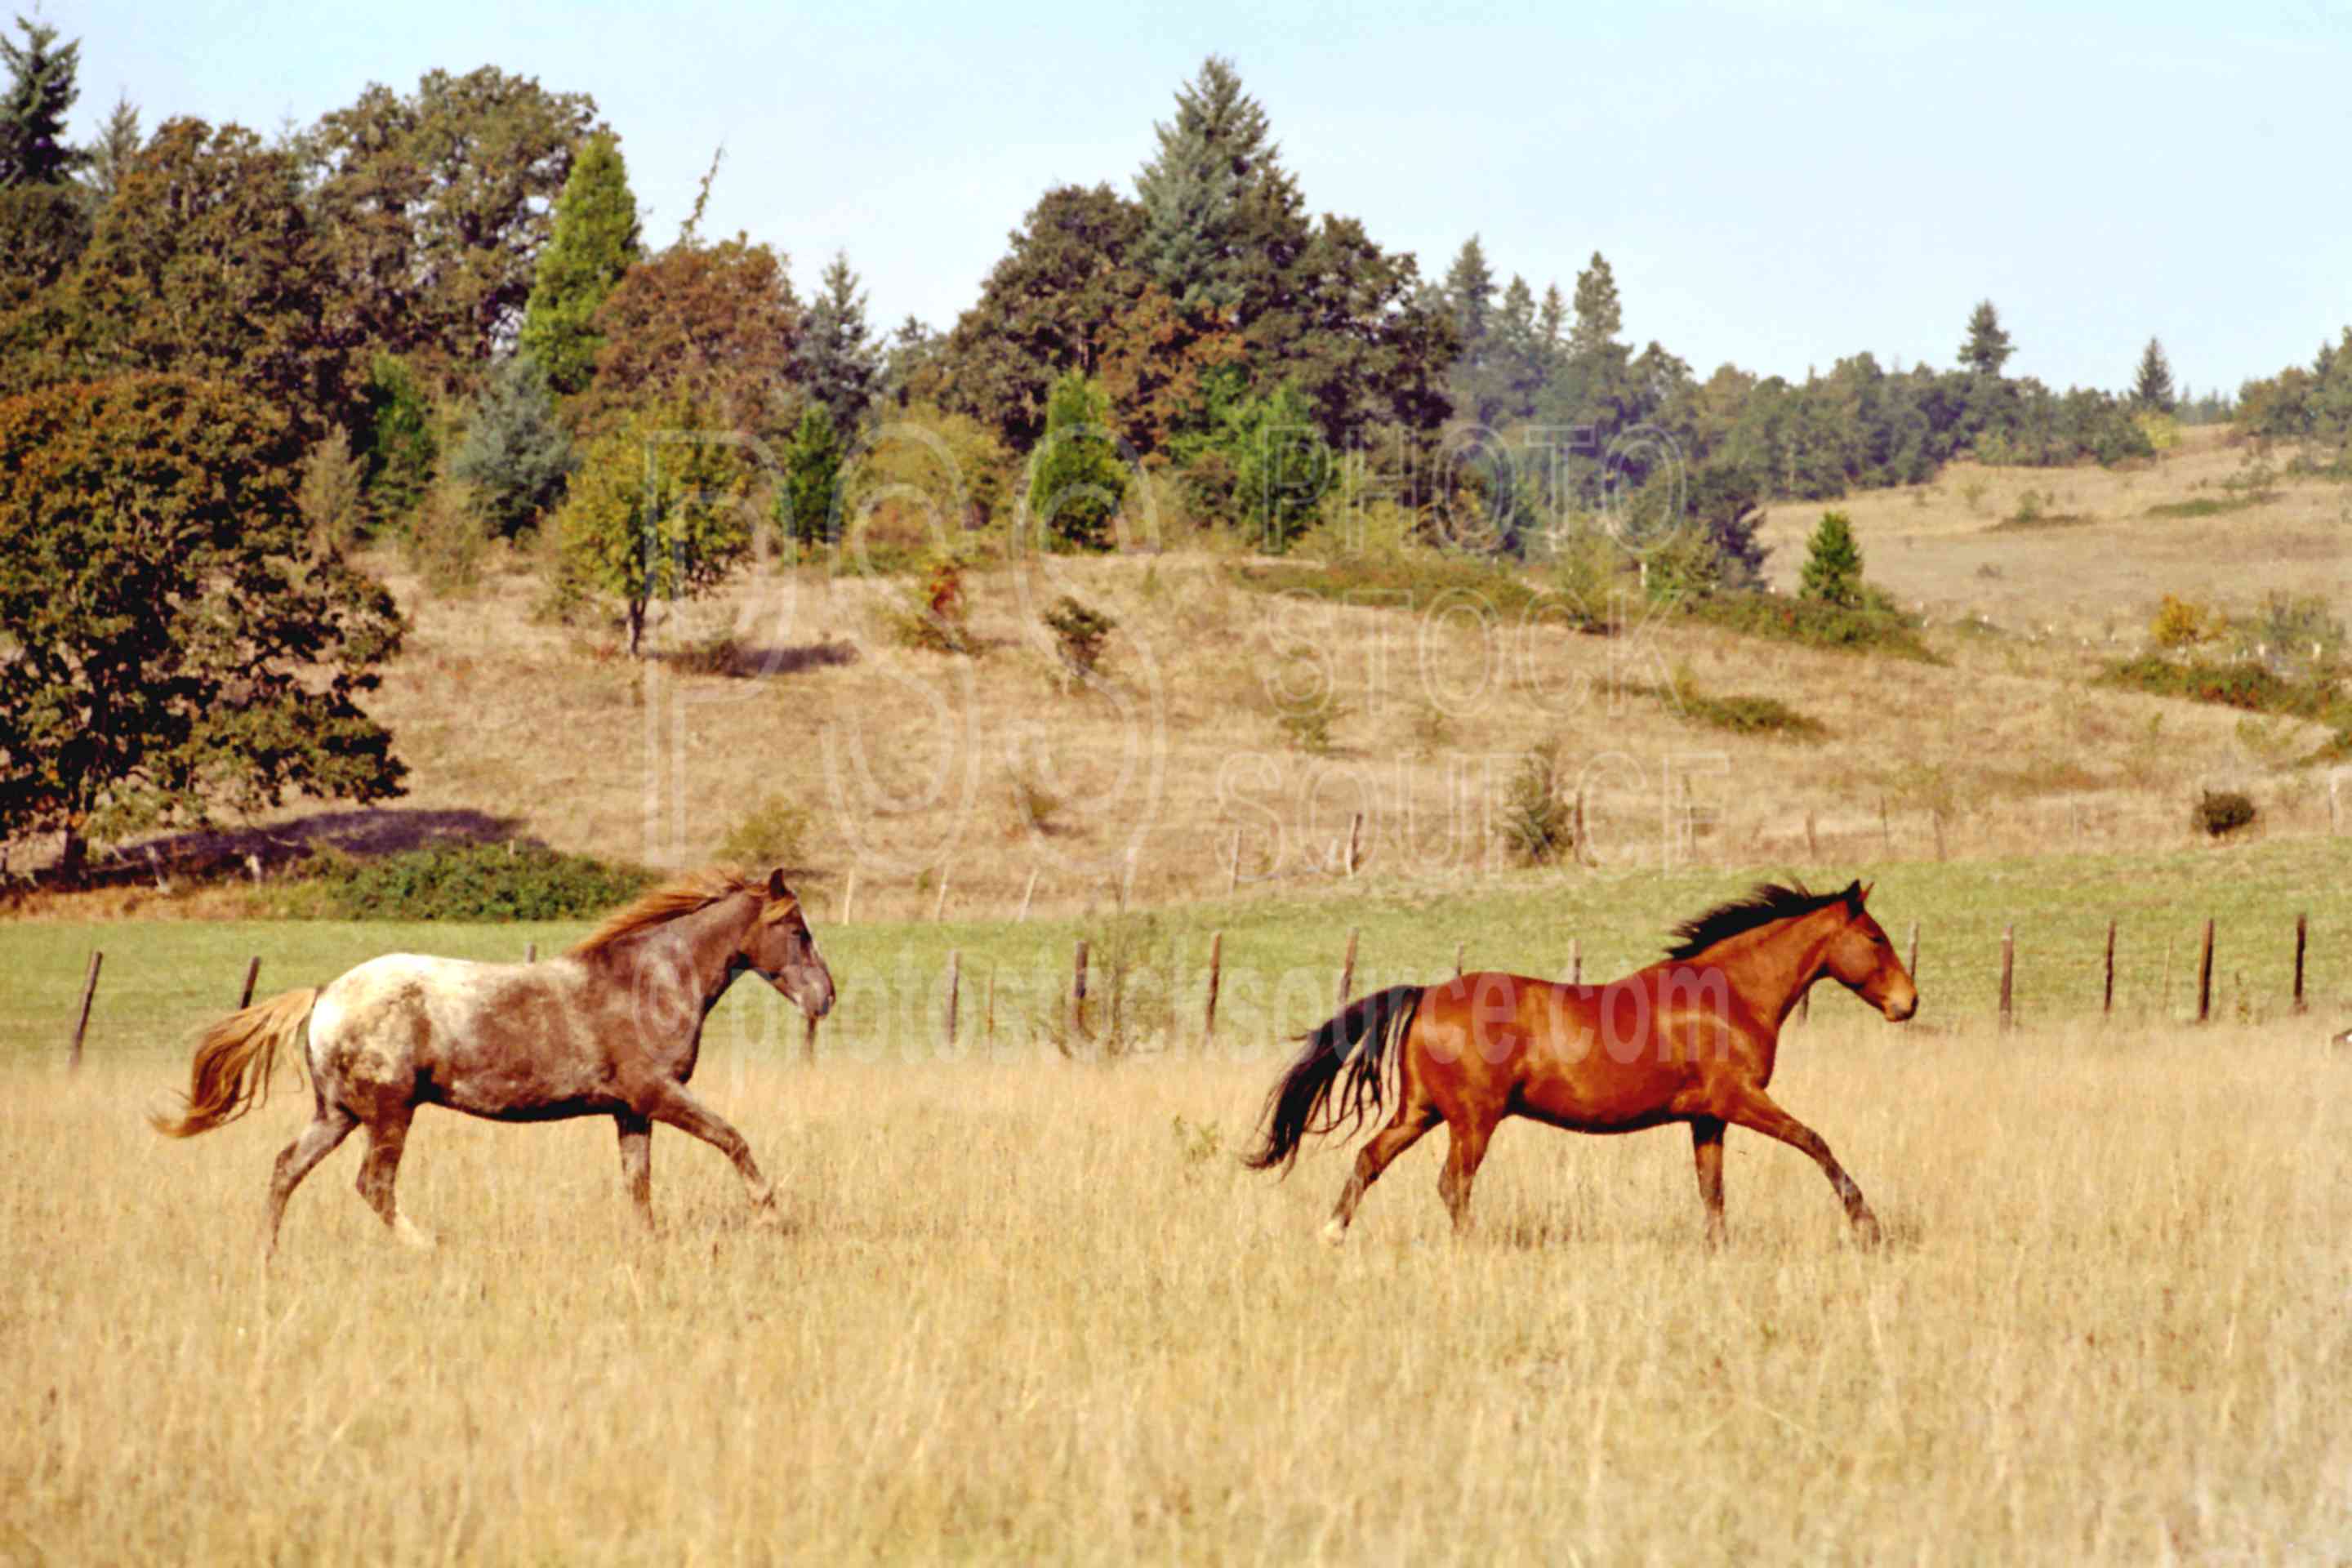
[56,0,2352,394]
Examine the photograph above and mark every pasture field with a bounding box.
[3,847,2350,1563]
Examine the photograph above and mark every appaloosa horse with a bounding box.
[1246,880,1915,1245]
[154,865,834,1254]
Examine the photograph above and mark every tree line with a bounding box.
[0,25,2310,874]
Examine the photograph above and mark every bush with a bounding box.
[1797,511,1863,608]
[1502,742,1574,866]
[2101,654,2341,723]
[1042,595,1116,682]
[2192,789,2256,839]
[885,555,972,653]
[290,842,653,920]
[2149,593,2225,649]
[1679,589,1940,662]
[715,795,815,871]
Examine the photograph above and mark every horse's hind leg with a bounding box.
[615,1111,654,1228]
[1437,1113,1498,1236]
[354,1102,435,1250]
[1322,1101,1440,1246]
[264,1102,358,1258]
[638,1082,775,1217]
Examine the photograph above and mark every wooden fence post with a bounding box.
[840,867,856,926]
[2102,920,2116,1016]
[1998,925,2015,1031]
[524,942,537,964]
[942,950,960,1051]
[1202,932,1223,1049]
[1070,939,1089,1042]
[1569,938,1582,987]
[1346,813,1364,879]
[1454,941,1464,980]
[69,950,102,1071]
[985,972,997,1046]
[1228,830,1241,897]
[1335,928,1359,1014]
[932,871,951,924]
[2196,918,2215,1024]
[1019,869,1038,924]
[238,956,261,1009]
[2293,914,2308,1016]
[1906,921,1920,987]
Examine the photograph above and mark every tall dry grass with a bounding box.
[3,1012,2345,1562]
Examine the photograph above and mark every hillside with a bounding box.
[21,428,2349,924]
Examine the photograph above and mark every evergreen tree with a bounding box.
[880,314,941,408]
[1027,371,1125,552]
[0,15,82,186]
[79,91,139,207]
[780,400,843,549]
[359,354,438,528]
[1223,380,1334,554]
[1133,56,1272,314]
[1441,235,1495,359]
[1959,300,2014,376]
[795,251,880,433]
[1570,252,1623,359]
[1797,510,1864,608]
[518,132,639,396]
[450,353,575,537]
[2132,336,2176,413]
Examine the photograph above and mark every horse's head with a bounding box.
[743,867,835,1018]
[1819,880,1917,1022]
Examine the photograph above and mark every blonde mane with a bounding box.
[570,864,764,958]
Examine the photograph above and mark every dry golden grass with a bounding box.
[3,1012,2346,1563]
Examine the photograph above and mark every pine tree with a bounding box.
[80,91,139,206]
[2132,336,2176,413]
[1027,371,1125,552]
[1441,236,1495,363]
[518,132,639,396]
[0,16,82,186]
[1960,300,2014,376]
[780,401,843,550]
[795,252,880,433]
[1570,252,1623,359]
[1133,56,1275,314]
[1797,510,1864,608]
[451,353,575,537]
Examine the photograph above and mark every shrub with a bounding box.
[1042,595,1116,682]
[290,842,653,920]
[1274,700,1348,756]
[715,794,815,871]
[2149,593,2225,649]
[2102,654,2340,723]
[1666,669,1828,741]
[1502,742,1574,866]
[1679,589,1939,662]
[2192,789,2256,839]
[886,555,972,653]
[403,478,493,597]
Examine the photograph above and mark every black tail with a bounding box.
[1243,984,1425,1174]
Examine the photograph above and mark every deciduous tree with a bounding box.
[581,234,800,442]
[0,375,406,878]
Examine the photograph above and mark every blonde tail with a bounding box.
[150,988,320,1138]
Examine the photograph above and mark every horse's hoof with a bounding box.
[1852,1215,1884,1250]
[394,1218,438,1252]
[1318,1218,1348,1249]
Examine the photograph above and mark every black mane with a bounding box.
[1664,881,1856,960]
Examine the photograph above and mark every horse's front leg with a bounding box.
[636,1081,776,1217]
[615,1111,654,1227]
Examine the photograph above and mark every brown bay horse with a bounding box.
[154,866,835,1254]
[1245,881,1917,1245]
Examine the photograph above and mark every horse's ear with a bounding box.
[766,866,791,901]
[1844,879,1869,911]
